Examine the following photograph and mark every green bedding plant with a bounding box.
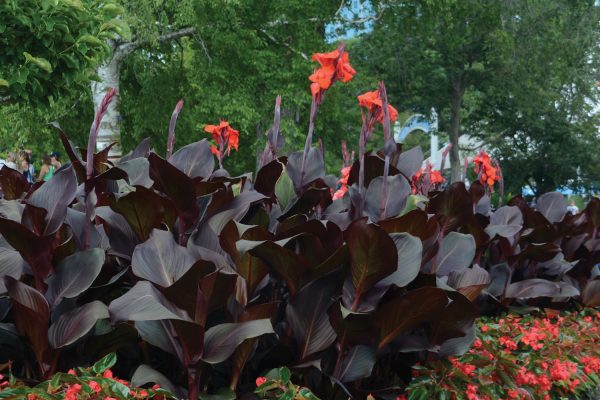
[402,309,600,400]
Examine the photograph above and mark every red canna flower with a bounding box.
[204,120,240,168]
[309,45,355,100]
[472,150,499,191]
[357,90,398,124]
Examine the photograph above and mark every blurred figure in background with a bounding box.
[5,153,18,170]
[19,151,33,183]
[50,151,62,170]
[38,155,55,182]
[567,200,579,215]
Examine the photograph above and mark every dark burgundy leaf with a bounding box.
[0,165,29,200]
[109,281,193,323]
[345,218,398,311]
[435,232,475,276]
[26,164,77,236]
[536,192,567,223]
[395,146,423,178]
[364,175,411,222]
[120,137,151,163]
[48,301,109,348]
[169,139,214,179]
[505,279,579,299]
[254,159,284,198]
[131,229,196,288]
[286,273,339,360]
[46,248,105,306]
[202,319,274,364]
[4,276,50,365]
[109,187,165,241]
[286,148,325,191]
[335,345,376,383]
[426,182,472,232]
[375,287,447,351]
[0,217,53,281]
[148,152,199,231]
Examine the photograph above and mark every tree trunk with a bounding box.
[449,84,464,183]
[91,41,134,158]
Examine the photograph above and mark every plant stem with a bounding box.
[298,98,318,190]
[187,367,200,400]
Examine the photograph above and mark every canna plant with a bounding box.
[0,44,598,400]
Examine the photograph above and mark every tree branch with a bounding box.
[259,29,308,60]
[116,27,198,60]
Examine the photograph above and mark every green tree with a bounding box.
[474,0,600,195]
[351,0,506,181]
[118,0,345,173]
[0,0,126,105]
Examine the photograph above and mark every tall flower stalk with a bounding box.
[166,99,184,159]
[356,85,398,216]
[298,43,355,189]
[85,88,117,248]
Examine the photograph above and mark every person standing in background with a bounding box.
[19,151,33,183]
[50,152,62,170]
[5,153,17,170]
[567,200,579,215]
[38,155,55,182]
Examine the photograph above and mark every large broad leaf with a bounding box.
[208,191,267,235]
[428,292,478,345]
[0,245,28,293]
[378,233,422,288]
[115,157,153,188]
[375,287,447,351]
[95,206,139,259]
[347,153,400,187]
[335,345,376,383]
[202,319,274,364]
[426,182,472,232]
[278,181,332,221]
[286,273,339,361]
[274,170,295,211]
[110,188,165,241]
[286,148,325,190]
[486,206,523,238]
[45,248,105,306]
[0,217,53,281]
[536,192,567,223]
[254,159,284,198]
[582,280,600,306]
[109,281,192,323]
[0,166,29,200]
[345,218,397,310]
[395,146,423,178]
[135,320,182,361]
[148,153,199,231]
[447,265,491,301]
[130,364,179,396]
[131,229,196,288]
[0,199,23,222]
[487,263,511,297]
[4,276,50,365]
[65,208,104,250]
[26,164,77,235]
[364,175,411,222]
[435,232,476,276]
[168,139,214,179]
[220,222,270,296]
[120,137,151,163]
[240,239,307,295]
[48,301,109,348]
[436,323,477,357]
[505,279,580,299]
